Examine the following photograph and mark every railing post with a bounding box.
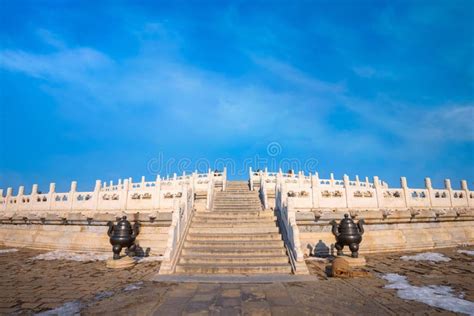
[343,174,350,208]
[355,175,360,186]
[16,186,24,211]
[223,167,227,191]
[400,177,409,208]
[121,179,129,211]
[444,179,453,208]
[5,188,12,211]
[461,180,470,207]
[373,176,382,209]
[153,175,161,209]
[48,183,55,210]
[93,180,101,210]
[311,172,320,209]
[425,177,433,208]
[69,181,77,211]
[0,189,3,211]
[249,167,253,191]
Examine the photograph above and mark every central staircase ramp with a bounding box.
[174,181,292,275]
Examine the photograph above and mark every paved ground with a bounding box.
[0,246,473,315]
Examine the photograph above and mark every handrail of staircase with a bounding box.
[206,172,215,210]
[158,184,195,274]
[258,171,268,209]
[275,179,309,274]
[222,167,227,191]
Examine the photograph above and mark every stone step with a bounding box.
[211,210,263,213]
[182,247,286,256]
[213,205,262,211]
[175,263,291,274]
[194,211,273,217]
[192,216,278,223]
[215,198,256,201]
[186,233,282,241]
[188,226,279,234]
[213,201,261,204]
[183,240,284,248]
[213,201,258,204]
[179,255,289,265]
[217,191,256,193]
[212,205,261,209]
[191,222,277,228]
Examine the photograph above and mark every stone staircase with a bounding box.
[175,181,292,274]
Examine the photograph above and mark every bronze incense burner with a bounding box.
[107,216,140,260]
[331,214,365,258]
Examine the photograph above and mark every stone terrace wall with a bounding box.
[0,170,226,255]
[254,169,474,259]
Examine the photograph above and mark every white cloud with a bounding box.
[252,56,345,94]
[0,47,112,81]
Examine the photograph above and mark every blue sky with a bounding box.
[0,0,473,192]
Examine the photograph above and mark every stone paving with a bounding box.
[0,246,473,315]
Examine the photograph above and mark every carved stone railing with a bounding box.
[251,169,473,211]
[159,184,195,274]
[0,169,226,213]
[275,178,309,274]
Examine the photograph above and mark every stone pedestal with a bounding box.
[106,256,136,269]
[337,255,366,267]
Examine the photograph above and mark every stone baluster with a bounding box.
[48,183,55,210]
[31,184,38,195]
[5,188,12,211]
[17,186,24,211]
[343,174,350,208]
[153,175,161,209]
[222,167,227,191]
[0,189,4,211]
[31,184,38,208]
[461,180,470,207]
[444,179,453,208]
[121,179,129,210]
[69,181,77,210]
[310,172,320,209]
[249,167,253,191]
[93,180,101,210]
[373,176,382,209]
[400,177,409,208]
[425,177,433,207]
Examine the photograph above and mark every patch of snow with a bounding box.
[400,252,451,262]
[134,255,163,263]
[306,257,328,262]
[123,282,143,292]
[382,273,474,315]
[36,300,83,316]
[32,250,110,262]
[0,248,18,254]
[458,250,474,256]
